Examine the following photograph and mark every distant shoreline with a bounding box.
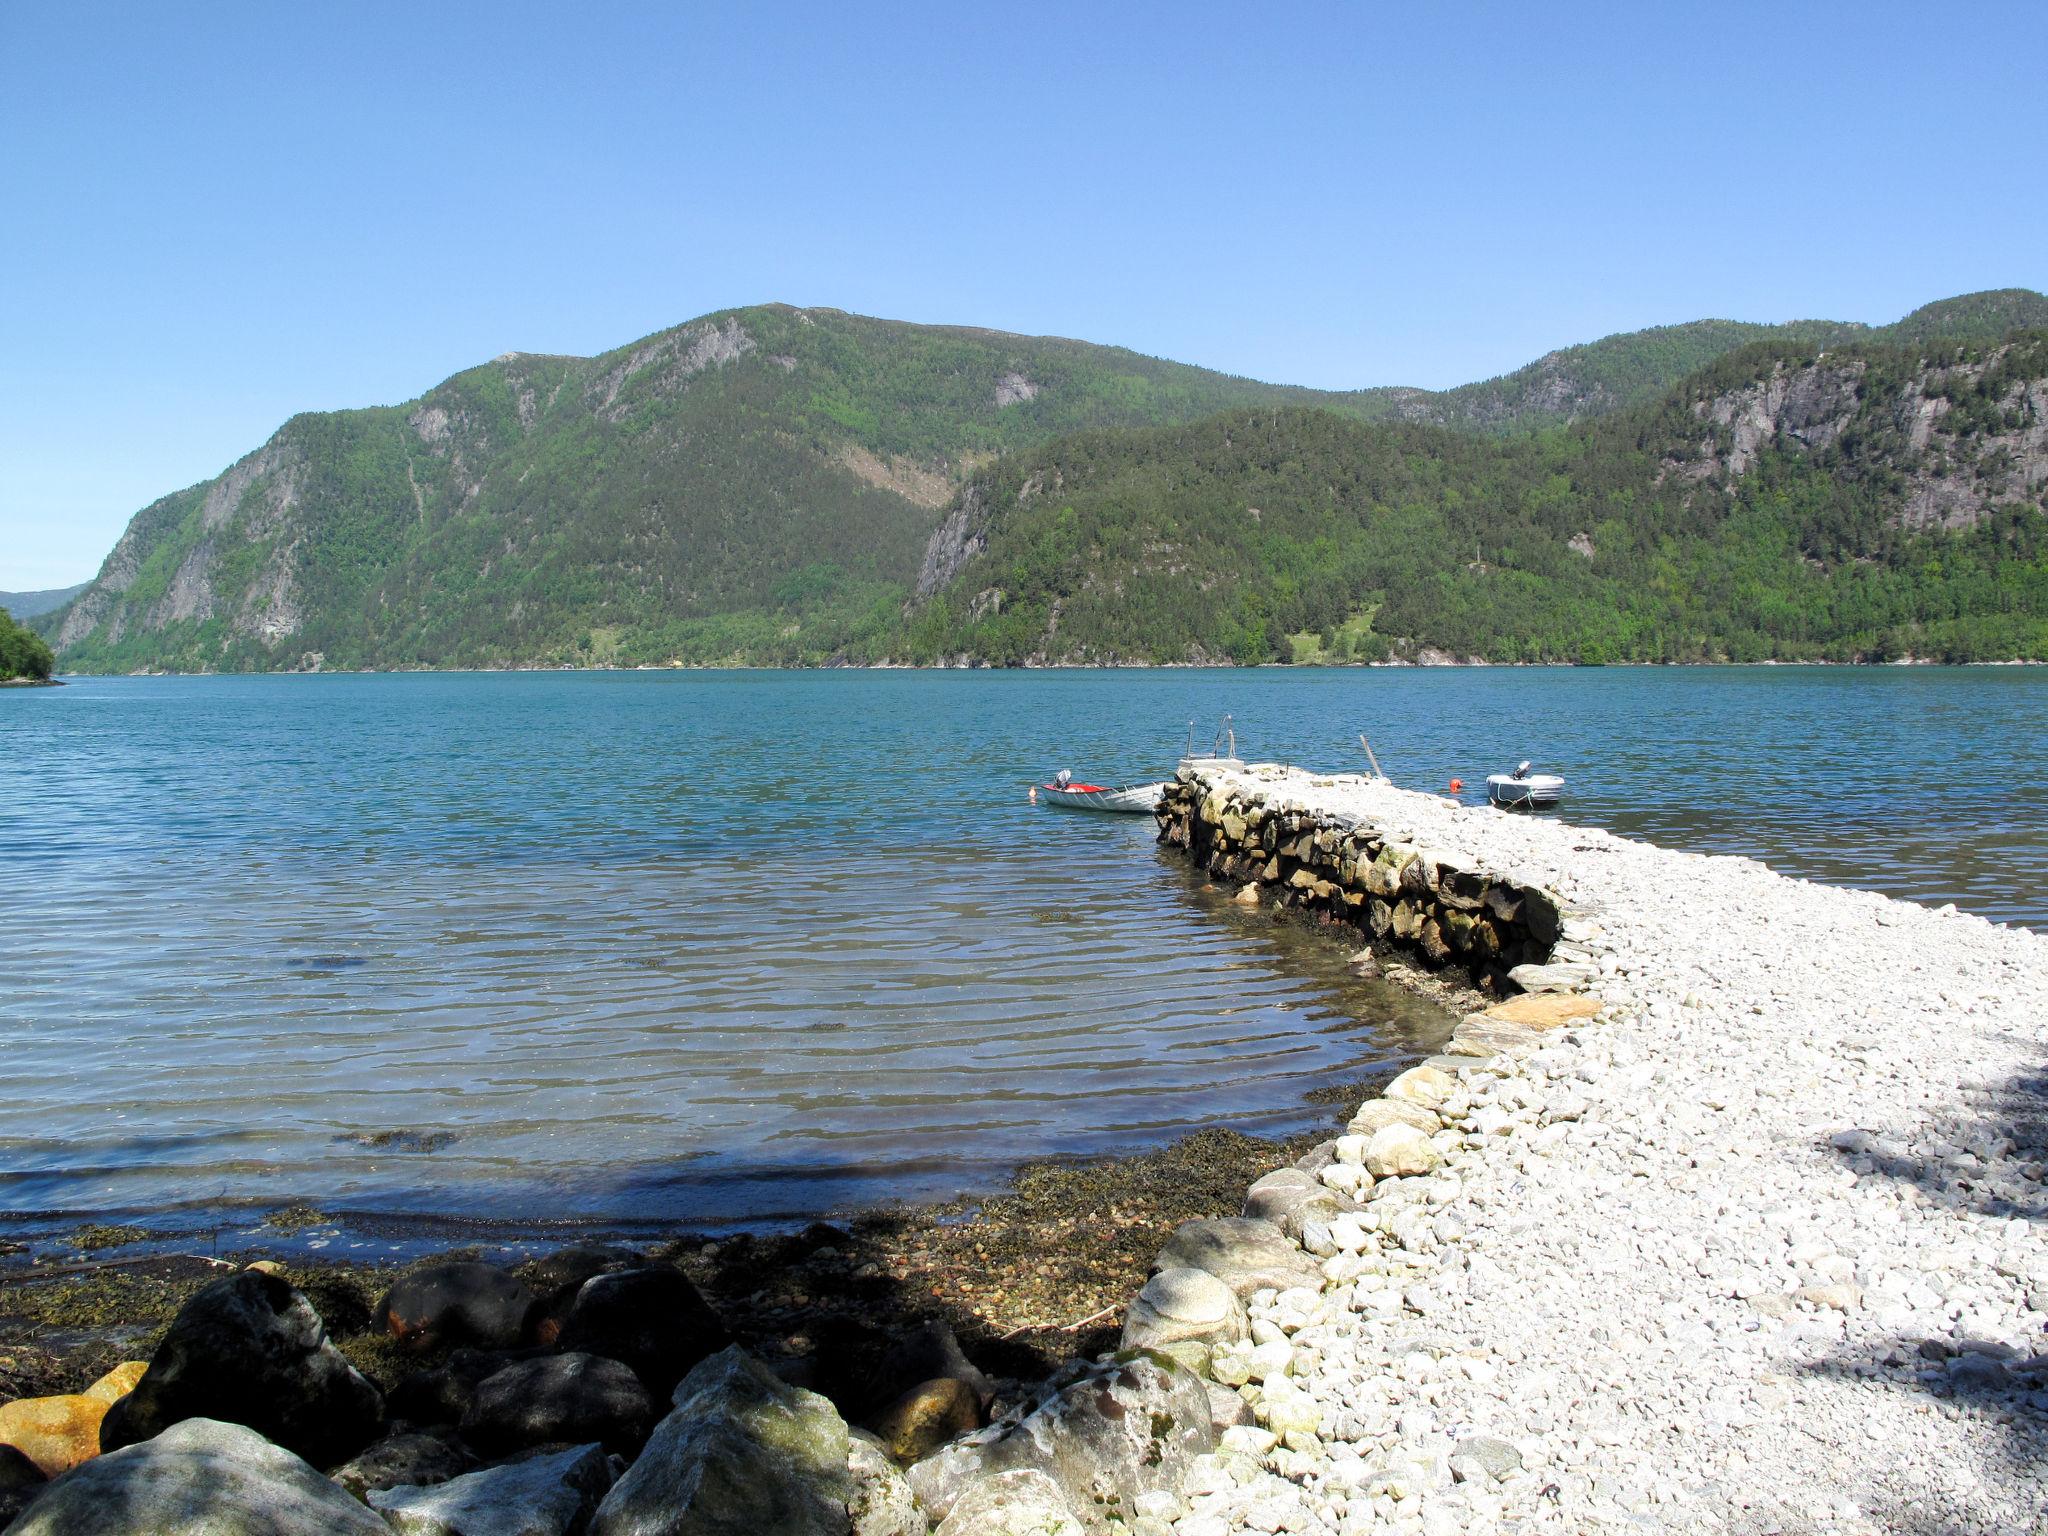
[41,657,2048,680]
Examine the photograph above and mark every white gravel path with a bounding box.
[1171,766,2048,1536]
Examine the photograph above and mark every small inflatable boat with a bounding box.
[1486,761,1564,809]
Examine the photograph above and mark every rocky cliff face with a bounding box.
[56,434,310,652]
[1667,340,2048,531]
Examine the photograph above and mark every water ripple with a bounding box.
[3,666,2041,1230]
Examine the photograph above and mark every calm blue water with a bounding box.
[1,667,2042,1239]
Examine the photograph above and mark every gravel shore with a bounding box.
[1171,766,2048,1536]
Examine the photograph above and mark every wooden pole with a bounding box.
[1360,734,1386,781]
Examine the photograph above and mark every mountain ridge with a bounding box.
[900,329,2048,666]
[43,289,2048,673]
[0,583,87,620]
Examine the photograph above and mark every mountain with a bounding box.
[50,306,1355,674]
[1333,289,2048,435]
[0,582,88,619]
[900,329,2048,665]
[45,289,2048,672]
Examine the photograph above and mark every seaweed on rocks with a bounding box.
[0,1122,1333,1432]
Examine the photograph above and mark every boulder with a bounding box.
[0,1443,45,1530]
[1241,1169,1342,1240]
[1448,1015,1549,1058]
[10,1417,390,1535]
[559,1267,730,1395]
[1347,1099,1441,1137]
[1293,1140,1339,1176]
[1205,1382,1254,1430]
[866,1376,979,1463]
[932,1468,1085,1536]
[1121,1268,1248,1379]
[524,1245,642,1296]
[904,1352,1215,1531]
[84,1361,148,1405]
[1153,1218,1319,1298]
[463,1352,654,1455]
[847,1433,924,1536]
[1506,961,1598,992]
[1362,1123,1443,1178]
[590,1345,853,1536]
[378,1262,537,1352]
[1519,887,1563,945]
[389,1347,531,1426]
[523,1248,642,1346]
[0,1358,147,1477]
[1382,1065,1455,1107]
[330,1429,480,1498]
[99,1269,383,1468]
[371,1442,614,1536]
[871,1319,993,1412]
[1484,992,1603,1027]
[0,1391,111,1478]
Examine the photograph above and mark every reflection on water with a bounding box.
[1,666,2040,1231]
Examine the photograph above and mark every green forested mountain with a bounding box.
[0,607,56,681]
[43,290,2048,672]
[900,331,2048,665]
[1334,289,2048,434]
[0,583,87,620]
[50,306,1355,674]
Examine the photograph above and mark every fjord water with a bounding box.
[2,668,2043,1239]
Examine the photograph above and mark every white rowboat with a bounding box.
[1038,781,1167,814]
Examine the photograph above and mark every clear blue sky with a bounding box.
[4,0,2044,590]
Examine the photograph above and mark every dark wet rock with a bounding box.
[558,1267,729,1395]
[872,1318,993,1413]
[788,1221,853,1260]
[388,1348,535,1426]
[932,1467,1085,1536]
[1153,1217,1320,1297]
[0,1443,46,1530]
[866,1376,979,1463]
[590,1345,853,1536]
[768,1353,824,1393]
[329,1428,479,1498]
[99,1269,383,1467]
[524,1245,640,1297]
[12,1417,389,1535]
[293,1269,377,1337]
[847,1433,924,1536]
[378,1261,537,1352]
[522,1249,643,1350]
[370,1441,614,1536]
[903,1352,1217,1530]
[462,1352,654,1455]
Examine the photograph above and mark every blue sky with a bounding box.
[4,1,2044,589]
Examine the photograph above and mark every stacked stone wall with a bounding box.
[1157,766,1563,985]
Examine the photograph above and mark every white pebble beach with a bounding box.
[1168,765,2048,1536]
